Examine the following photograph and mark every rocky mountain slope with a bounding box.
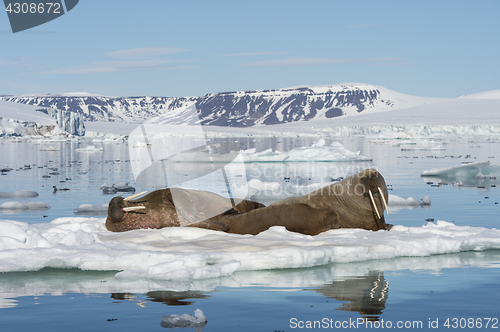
[0,83,438,127]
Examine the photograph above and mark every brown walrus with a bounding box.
[106,169,392,235]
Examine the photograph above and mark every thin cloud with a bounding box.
[107,47,189,58]
[241,57,405,67]
[0,59,15,66]
[1,57,43,70]
[220,52,288,57]
[42,60,192,74]
[42,47,192,74]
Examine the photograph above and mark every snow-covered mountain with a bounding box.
[458,89,500,100]
[0,94,198,123]
[0,83,439,127]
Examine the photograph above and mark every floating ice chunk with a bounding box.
[421,161,500,187]
[112,181,135,192]
[422,161,492,177]
[241,142,370,163]
[39,146,59,151]
[0,201,50,211]
[161,309,207,330]
[98,183,115,194]
[388,194,431,210]
[0,190,38,199]
[99,182,135,194]
[75,146,103,152]
[74,204,108,215]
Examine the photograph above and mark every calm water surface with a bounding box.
[0,135,499,331]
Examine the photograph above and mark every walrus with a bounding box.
[106,169,392,235]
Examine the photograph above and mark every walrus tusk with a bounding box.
[368,190,381,219]
[124,191,148,201]
[123,206,146,212]
[378,187,389,214]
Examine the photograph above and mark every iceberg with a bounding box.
[421,162,500,187]
[0,100,85,137]
[35,108,85,136]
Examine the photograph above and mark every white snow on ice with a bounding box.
[0,217,499,280]
[459,89,500,99]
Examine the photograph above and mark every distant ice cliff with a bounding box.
[0,100,85,137]
[35,108,85,136]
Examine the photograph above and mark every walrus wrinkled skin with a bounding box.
[106,169,392,235]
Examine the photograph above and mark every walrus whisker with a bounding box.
[123,206,146,212]
[378,187,389,214]
[368,190,381,219]
[124,191,148,201]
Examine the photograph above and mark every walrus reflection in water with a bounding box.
[106,169,392,235]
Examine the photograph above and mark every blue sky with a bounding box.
[1,0,499,98]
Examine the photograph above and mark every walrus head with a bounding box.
[107,196,127,222]
[296,168,391,231]
[337,168,392,230]
[105,190,181,232]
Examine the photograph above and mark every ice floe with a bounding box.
[99,182,136,194]
[241,141,370,162]
[388,194,431,211]
[0,201,50,211]
[1,217,500,280]
[75,145,103,152]
[74,204,108,215]
[421,161,500,187]
[161,309,207,330]
[0,190,38,199]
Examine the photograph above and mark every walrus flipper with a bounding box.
[187,219,229,232]
[223,203,341,236]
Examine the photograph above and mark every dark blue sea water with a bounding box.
[0,135,499,331]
